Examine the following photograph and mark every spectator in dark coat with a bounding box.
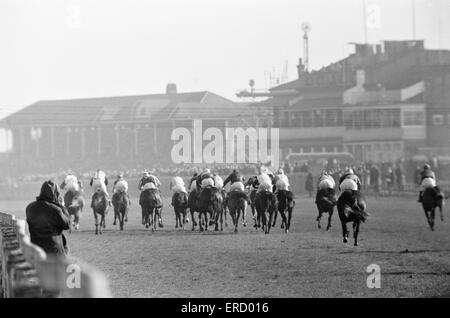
[26,180,71,257]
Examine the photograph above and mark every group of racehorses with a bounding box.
[60,174,445,246]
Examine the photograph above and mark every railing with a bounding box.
[0,212,112,298]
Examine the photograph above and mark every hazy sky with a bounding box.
[0,0,449,117]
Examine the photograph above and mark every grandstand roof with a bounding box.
[0,91,251,127]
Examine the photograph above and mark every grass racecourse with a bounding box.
[3,195,450,298]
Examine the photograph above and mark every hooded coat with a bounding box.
[26,181,71,256]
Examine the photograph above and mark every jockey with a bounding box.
[339,168,361,192]
[224,169,245,192]
[138,170,161,191]
[315,170,336,204]
[60,170,82,192]
[196,168,215,189]
[113,173,129,194]
[418,164,442,202]
[223,169,244,191]
[170,176,187,194]
[188,173,199,192]
[273,168,290,192]
[90,169,111,205]
[256,166,273,193]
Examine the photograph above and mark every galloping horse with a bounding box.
[198,186,223,232]
[337,190,368,246]
[188,188,200,231]
[112,191,130,231]
[172,191,189,230]
[276,190,295,233]
[227,190,249,233]
[316,188,337,231]
[422,187,446,231]
[255,191,278,234]
[140,188,163,231]
[64,189,85,230]
[91,191,109,235]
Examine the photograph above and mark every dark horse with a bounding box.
[248,189,258,228]
[188,188,200,231]
[91,191,109,235]
[255,191,278,234]
[422,187,446,231]
[316,188,337,231]
[337,190,368,246]
[112,191,130,231]
[276,190,295,233]
[140,188,163,231]
[172,191,189,230]
[64,189,85,231]
[198,186,223,232]
[227,190,249,233]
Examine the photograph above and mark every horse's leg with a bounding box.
[317,209,322,229]
[430,208,435,231]
[439,205,444,222]
[280,210,288,233]
[272,209,278,228]
[353,221,360,246]
[242,204,247,227]
[175,209,179,228]
[341,221,348,243]
[287,208,292,232]
[158,208,164,228]
[93,211,99,235]
[113,207,117,226]
[326,208,333,231]
[224,206,228,227]
[191,210,196,231]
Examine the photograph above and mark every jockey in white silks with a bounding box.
[62,172,81,192]
[113,173,129,194]
[90,169,111,205]
[339,169,361,192]
[170,176,187,194]
[274,168,290,191]
[198,168,215,188]
[317,171,336,190]
[213,175,224,189]
[257,166,273,193]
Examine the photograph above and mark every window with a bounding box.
[432,114,444,126]
[447,114,450,125]
[403,110,425,126]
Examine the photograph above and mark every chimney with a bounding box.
[166,83,177,94]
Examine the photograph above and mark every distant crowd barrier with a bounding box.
[0,212,112,298]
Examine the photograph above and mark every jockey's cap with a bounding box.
[203,168,211,174]
[277,168,284,175]
[345,168,354,175]
[424,164,431,170]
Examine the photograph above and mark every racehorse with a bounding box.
[139,188,163,231]
[276,190,295,233]
[248,188,258,228]
[188,188,200,231]
[227,190,249,233]
[91,191,109,235]
[112,191,130,231]
[315,188,337,231]
[198,186,223,232]
[255,191,278,234]
[221,189,229,228]
[63,189,85,231]
[337,190,368,246]
[172,191,189,230]
[422,188,446,231]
